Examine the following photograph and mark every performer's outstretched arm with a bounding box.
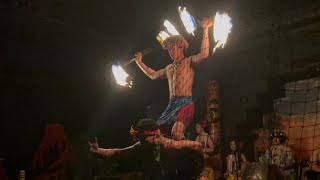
[154,136,202,152]
[191,18,212,64]
[134,52,167,80]
[89,137,140,158]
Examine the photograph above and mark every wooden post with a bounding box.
[206,80,222,179]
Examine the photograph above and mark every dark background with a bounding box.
[1,0,319,178]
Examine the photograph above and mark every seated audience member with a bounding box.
[195,121,215,180]
[30,124,72,180]
[225,138,248,180]
[259,131,295,180]
[304,147,320,180]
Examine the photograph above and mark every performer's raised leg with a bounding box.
[171,103,195,140]
[171,121,185,140]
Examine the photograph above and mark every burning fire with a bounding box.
[158,31,170,41]
[164,20,180,36]
[156,31,170,47]
[111,63,132,88]
[178,6,197,35]
[213,12,233,52]
[156,21,179,47]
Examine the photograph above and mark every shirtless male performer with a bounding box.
[134,18,212,140]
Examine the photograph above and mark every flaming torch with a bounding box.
[164,20,180,36]
[111,48,152,88]
[156,31,170,47]
[213,12,233,53]
[112,62,132,88]
[156,20,180,47]
[158,31,170,41]
[178,6,197,35]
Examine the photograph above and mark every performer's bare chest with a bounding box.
[166,59,193,81]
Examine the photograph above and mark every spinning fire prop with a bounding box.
[156,31,170,46]
[164,20,180,36]
[178,6,197,36]
[111,9,233,88]
[111,48,152,88]
[156,20,180,47]
[111,63,132,88]
[212,12,233,53]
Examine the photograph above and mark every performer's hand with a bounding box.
[88,137,99,153]
[134,52,142,63]
[202,17,212,29]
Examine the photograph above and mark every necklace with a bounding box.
[172,57,185,70]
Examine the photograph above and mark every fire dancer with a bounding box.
[88,118,204,179]
[134,18,212,140]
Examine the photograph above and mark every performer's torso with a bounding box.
[166,57,194,97]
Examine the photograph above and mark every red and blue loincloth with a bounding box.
[157,96,194,133]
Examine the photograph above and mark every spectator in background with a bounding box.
[30,124,71,180]
[0,156,9,180]
[304,147,320,180]
[259,131,295,180]
[225,138,248,180]
[195,121,215,180]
